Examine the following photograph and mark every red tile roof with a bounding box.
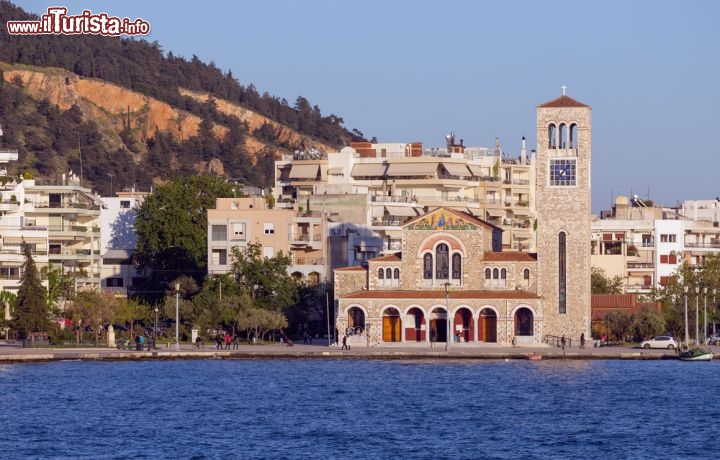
[537,95,590,108]
[341,289,540,300]
[370,253,402,262]
[335,265,366,272]
[591,294,661,320]
[483,251,537,262]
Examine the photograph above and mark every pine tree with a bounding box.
[12,243,51,339]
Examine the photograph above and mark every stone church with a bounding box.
[334,93,592,347]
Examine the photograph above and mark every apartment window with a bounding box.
[660,234,677,243]
[642,234,652,246]
[660,255,668,264]
[264,223,275,235]
[106,277,124,287]
[211,225,227,241]
[659,276,670,286]
[231,222,246,240]
[263,246,275,258]
[120,200,131,209]
[211,248,227,266]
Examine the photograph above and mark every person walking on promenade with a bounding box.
[224,333,231,350]
[580,333,586,349]
[561,335,566,351]
[232,335,239,350]
[430,329,437,348]
[215,333,222,350]
[303,330,309,344]
[341,335,349,350]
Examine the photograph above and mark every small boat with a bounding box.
[527,353,542,361]
[678,347,713,361]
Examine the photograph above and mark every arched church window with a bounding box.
[378,268,384,279]
[436,243,449,279]
[393,268,400,279]
[386,268,392,280]
[548,123,557,149]
[423,253,433,279]
[569,123,578,149]
[559,232,567,314]
[452,253,461,279]
[559,123,567,149]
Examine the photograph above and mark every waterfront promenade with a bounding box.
[1,340,704,363]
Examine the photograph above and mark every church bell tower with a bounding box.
[535,88,592,340]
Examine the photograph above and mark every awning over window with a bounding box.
[371,206,385,218]
[289,164,320,179]
[385,206,417,217]
[485,208,504,217]
[442,163,470,176]
[2,236,46,244]
[351,163,387,177]
[386,163,438,177]
[467,164,485,176]
[327,167,343,175]
[512,208,532,216]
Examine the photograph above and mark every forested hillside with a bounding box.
[0,1,364,193]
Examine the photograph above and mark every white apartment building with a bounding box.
[592,196,720,294]
[99,190,147,295]
[274,136,537,261]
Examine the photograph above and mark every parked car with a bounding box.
[640,336,679,350]
[707,335,720,345]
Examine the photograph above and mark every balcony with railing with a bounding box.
[627,262,654,269]
[684,240,720,249]
[291,257,325,266]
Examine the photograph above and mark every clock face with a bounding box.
[549,159,576,186]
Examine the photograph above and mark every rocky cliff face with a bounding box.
[1,64,334,166]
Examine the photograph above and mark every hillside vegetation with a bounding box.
[0,1,364,192]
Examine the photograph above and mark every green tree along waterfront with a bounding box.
[649,253,720,343]
[11,243,50,340]
[134,175,235,295]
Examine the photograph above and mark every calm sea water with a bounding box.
[0,358,717,459]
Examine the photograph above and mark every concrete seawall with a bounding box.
[0,342,693,364]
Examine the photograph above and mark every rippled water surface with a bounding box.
[0,359,717,459]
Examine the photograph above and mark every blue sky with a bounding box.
[14,0,720,213]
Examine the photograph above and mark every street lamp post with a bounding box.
[154,307,158,348]
[684,286,689,348]
[703,287,708,345]
[714,288,717,337]
[695,286,700,347]
[443,282,452,352]
[175,283,180,350]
